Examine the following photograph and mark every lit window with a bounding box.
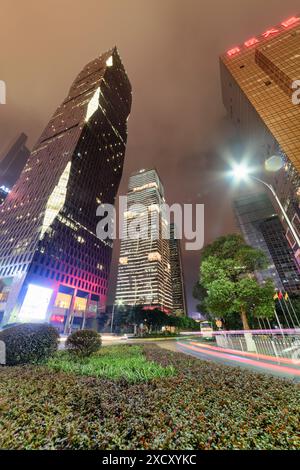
[85,87,100,123]
[55,292,72,309]
[40,162,71,238]
[74,297,87,312]
[148,252,162,262]
[106,56,113,67]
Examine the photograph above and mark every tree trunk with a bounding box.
[240,308,250,330]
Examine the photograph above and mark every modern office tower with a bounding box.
[233,192,300,293]
[220,15,300,258]
[0,133,30,188]
[0,48,132,329]
[260,216,300,294]
[115,169,173,312]
[0,186,10,205]
[169,223,186,316]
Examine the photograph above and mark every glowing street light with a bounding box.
[231,163,253,181]
[230,161,300,249]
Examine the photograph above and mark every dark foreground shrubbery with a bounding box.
[0,345,299,449]
[0,323,59,366]
[66,329,102,357]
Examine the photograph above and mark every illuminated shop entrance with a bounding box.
[50,285,100,333]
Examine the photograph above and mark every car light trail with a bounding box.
[189,341,300,366]
[177,342,300,377]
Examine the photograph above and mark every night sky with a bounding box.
[0,0,299,313]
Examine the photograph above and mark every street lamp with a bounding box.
[231,162,300,249]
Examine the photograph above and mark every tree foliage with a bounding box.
[114,304,199,334]
[194,234,275,329]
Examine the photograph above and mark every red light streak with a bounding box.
[190,341,300,366]
[212,328,299,335]
[177,342,300,377]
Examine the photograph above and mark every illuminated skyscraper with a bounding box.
[0,186,10,205]
[233,192,300,294]
[169,223,187,316]
[115,169,173,312]
[220,15,300,260]
[260,216,300,294]
[0,48,132,329]
[0,133,30,189]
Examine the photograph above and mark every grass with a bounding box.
[0,344,299,449]
[47,344,175,382]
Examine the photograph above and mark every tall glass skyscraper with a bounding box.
[233,192,300,294]
[0,48,132,330]
[0,133,30,189]
[115,169,174,313]
[169,223,187,316]
[220,15,300,261]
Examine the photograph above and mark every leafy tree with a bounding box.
[114,305,171,334]
[166,315,200,331]
[114,302,202,335]
[143,309,169,332]
[112,304,145,333]
[194,234,275,330]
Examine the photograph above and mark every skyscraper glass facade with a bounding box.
[0,133,30,189]
[169,223,187,316]
[115,169,173,312]
[220,15,300,259]
[260,216,300,294]
[233,192,300,294]
[0,48,132,330]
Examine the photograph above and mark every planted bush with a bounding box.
[66,329,102,357]
[0,323,59,366]
[0,345,300,449]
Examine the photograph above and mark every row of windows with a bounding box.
[32,265,106,295]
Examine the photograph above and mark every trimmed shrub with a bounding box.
[66,329,101,357]
[0,345,300,449]
[0,323,59,366]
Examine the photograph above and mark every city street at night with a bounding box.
[172,339,300,381]
[1,0,300,461]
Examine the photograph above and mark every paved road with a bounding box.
[60,334,300,382]
[156,339,300,382]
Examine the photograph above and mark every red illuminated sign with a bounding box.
[262,28,279,38]
[226,14,300,58]
[227,47,240,57]
[244,37,259,47]
[282,16,299,28]
[50,314,65,323]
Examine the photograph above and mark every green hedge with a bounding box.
[0,345,299,449]
[0,323,59,366]
[66,329,102,357]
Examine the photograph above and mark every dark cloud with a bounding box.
[0,0,299,312]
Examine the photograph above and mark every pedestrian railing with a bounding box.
[214,329,300,361]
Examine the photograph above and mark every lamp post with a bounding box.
[250,175,300,249]
[231,163,300,249]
